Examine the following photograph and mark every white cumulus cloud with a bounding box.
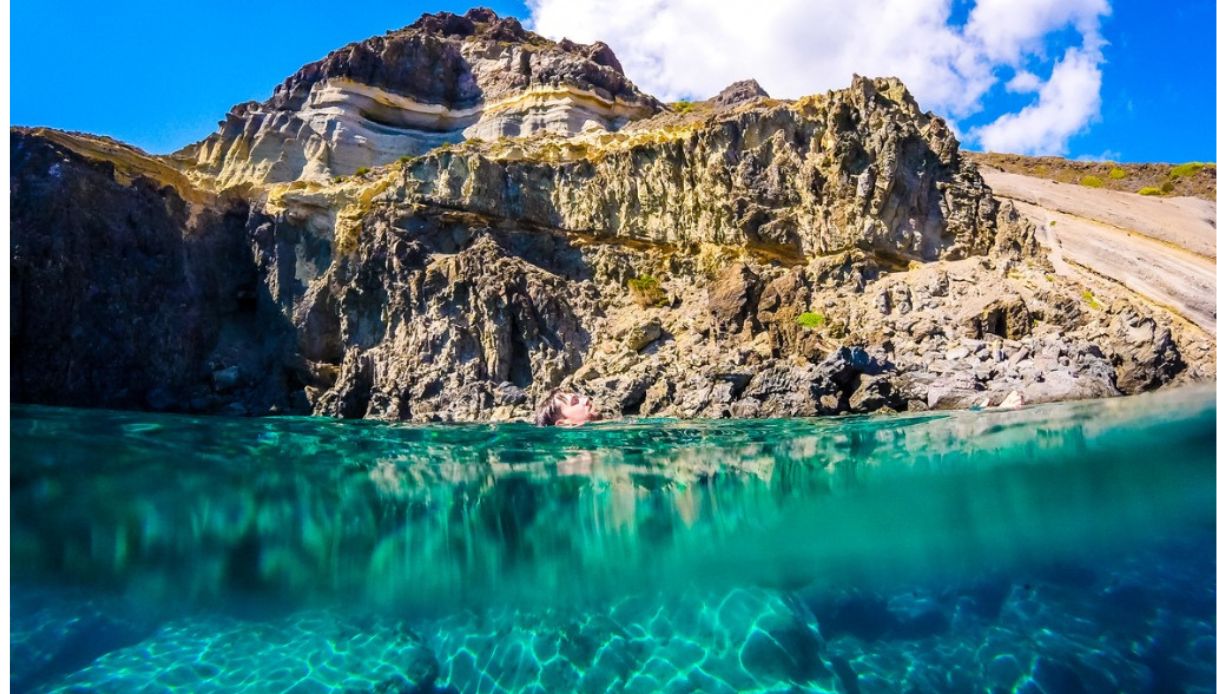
[973,48,1104,155]
[1006,70,1043,94]
[525,0,1110,156]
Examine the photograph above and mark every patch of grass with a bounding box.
[1049,220,1057,226]
[333,176,346,183]
[796,311,826,329]
[398,155,415,165]
[1169,162,1207,178]
[354,166,370,176]
[1161,180,1175,193]
[1107,166,1126,180]
[627,274,669,307]
[1137,186,1164,196]
[464,137,485,147]
[1081,289,1101,310]
[1079,175,1103,188]
[669,101,697,114]
[1045,273,1055,283]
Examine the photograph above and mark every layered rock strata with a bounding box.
[176,9,660,187]
[11,8,1212,421]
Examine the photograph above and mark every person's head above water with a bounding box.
[535,390,602,427]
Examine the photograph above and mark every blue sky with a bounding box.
[11,0,1214,163]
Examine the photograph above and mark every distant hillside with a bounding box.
[965,151,1215,200]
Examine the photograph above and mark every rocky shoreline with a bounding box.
[11,8,1213,421]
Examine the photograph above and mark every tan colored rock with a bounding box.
[626,320,663,352]
[959,294,1032,340]
[707,264,760,335]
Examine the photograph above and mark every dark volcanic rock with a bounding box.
[712,79,770,106]
[10,131,294,414]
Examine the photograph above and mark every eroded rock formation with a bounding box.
[11,8,1212,420]
[175,9,661,187]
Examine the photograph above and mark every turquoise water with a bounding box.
[11,386,1216,692]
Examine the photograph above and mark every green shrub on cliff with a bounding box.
[796,311,826,329]
[1080,175,1103,188]
[627,275,669,307]
[670,101,697,114]
[354,167,370,176]
[398,155,416,165]
[1170,162,1207,178]
[1107,166,1126,180]
[1137,186,1164,196]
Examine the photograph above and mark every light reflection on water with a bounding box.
[10,386,1216,692]
[11,386,1214,611]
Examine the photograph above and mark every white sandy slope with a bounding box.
[980,168,1217,336]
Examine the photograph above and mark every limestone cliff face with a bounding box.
[177,8,661,187]
[11,8,1212,420]
[398,77,1027,263]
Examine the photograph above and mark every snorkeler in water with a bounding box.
[534,390,602,426]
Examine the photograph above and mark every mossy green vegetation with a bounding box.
[1169,162,1207,178]
[1079,175,1103,188]
[1107,166,1126,180]
[398,155,416,165]
[354,167,370,176]
[796,311,826,329]
[1081,289,1101,310]
[1137,186,1164,196]
[627,274,669,307]
[669,101,697,114]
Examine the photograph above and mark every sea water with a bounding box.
[10,385,1216,693]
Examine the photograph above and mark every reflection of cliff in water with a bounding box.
[10,386,1215,612]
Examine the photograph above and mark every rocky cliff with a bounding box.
[174,8,660,188]
[11,8,1213,421]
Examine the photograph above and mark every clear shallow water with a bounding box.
[11,386,1216,693]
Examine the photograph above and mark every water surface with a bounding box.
[11,386,1216,692]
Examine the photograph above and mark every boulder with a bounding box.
[625,320,663,351]
[707,264,760,335]
[959,294,1032,340]
[849,374,904,412]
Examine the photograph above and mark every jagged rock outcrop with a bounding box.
[712,79,770,107]
[396,79,1023,263]
[177,8,661,187]
[10,7,1212,421]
